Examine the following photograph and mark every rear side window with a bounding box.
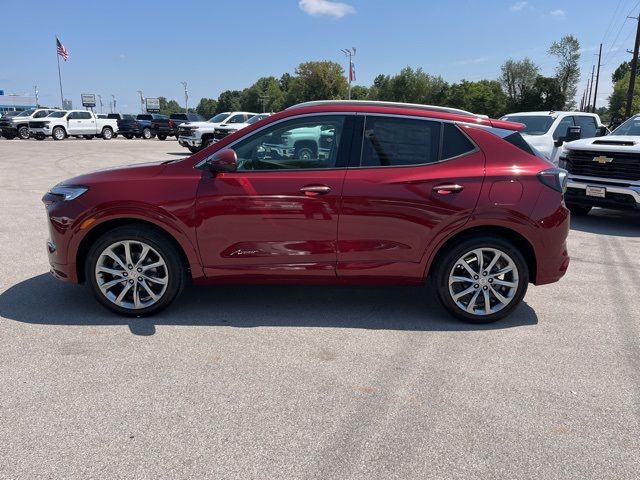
[442,123,475,159]
[360,116,440,167]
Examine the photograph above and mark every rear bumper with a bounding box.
[566,178,640,210]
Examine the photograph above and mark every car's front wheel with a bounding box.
[18,125,30,139]
[86,225,186,316]
[433,236,529,323]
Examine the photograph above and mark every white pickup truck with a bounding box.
[0,108,60,139]
[177,111,256,152]
[29,110,118,140]
[560,114,640,215]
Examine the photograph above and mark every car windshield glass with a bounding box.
[209,113,229,123]
[247,114,267,124]
[48,111,67,118]
[611,115,640,136]
[17,110,35,117]
[501,115,555,135]
[137,115,152,120]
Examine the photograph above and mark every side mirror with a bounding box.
[205,148,237,173]
[595,125,608,137]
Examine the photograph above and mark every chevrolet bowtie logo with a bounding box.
[593,155,613,164]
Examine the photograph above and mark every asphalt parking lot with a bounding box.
[0,137,639,479]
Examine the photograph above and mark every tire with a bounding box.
[123,134,133,139]
[187,146,202,153]
[157,134,167,141]
[142,128,152,140]
[52,126,66,141]
[433,236,529,323]
[202,137,215,149]
[86,225,187,317]
[18,125,30,139]
[102,127,113,140]
[567,203,592,216]
[83,135,94,140]
[294,142,317,160]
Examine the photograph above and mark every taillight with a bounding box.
[537,168,568,194]
[168,120,174,128]
[133,121,139,128]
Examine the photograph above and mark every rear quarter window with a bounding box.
[442,123,476,159]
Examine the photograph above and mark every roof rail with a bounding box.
[286,100,478,117]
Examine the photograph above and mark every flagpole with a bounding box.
[56,37,64,107]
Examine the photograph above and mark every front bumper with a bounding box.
[566,176,640,210]
[1,125,18,136]
[29,127,50,137]
[178,136,202,148]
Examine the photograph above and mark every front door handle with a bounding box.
[433,183,464,195]
[300,185,331,196]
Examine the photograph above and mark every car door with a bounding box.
[549,116,575,164]
[337,115,484,282]
[195,114,354,280]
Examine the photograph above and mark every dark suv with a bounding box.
[42,101,570,323]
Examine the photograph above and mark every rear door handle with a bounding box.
[433,183,464,195]
[300,185,331,196]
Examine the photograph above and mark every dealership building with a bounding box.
[0,90,37,113]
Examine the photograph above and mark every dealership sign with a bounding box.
[81,93,96,107]
[146,98,160,113]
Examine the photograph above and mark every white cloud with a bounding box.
[299,0,355,18]
[510,1,528,11]
[550,9,565,17]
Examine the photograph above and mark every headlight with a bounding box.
[49,185,89,201]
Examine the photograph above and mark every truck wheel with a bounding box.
[142,128,152,139]
[202,138,215,149]
[567,204,592,216]
[157,134,167,141]
[187,146,202,153]
[52,126,66,141]
[433,236,529,323]
[294,143,317,160]
[86,225,187,317]
[102,127,113,140]
[123,134,133,139]
[18,125,30,139]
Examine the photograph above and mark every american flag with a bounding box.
[349,61,356,82]
[56,37,69,61]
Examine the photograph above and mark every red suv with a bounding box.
[42,101,570,323]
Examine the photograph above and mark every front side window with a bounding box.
[553,116,575,140]
[231,115,345,171]
[48,111,67,118]
[209,113,230,123]
[78,112,92,119]
[227,114,246,124]
[360,116,440,167]
[575,116,597,138]
[17,109,36,117]
[34,110,49,118]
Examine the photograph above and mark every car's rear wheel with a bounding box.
[434,236,528,323]
[102,127,113,140]
[86,225,186,317]
[142,127,152,139]
[18,125,29,139]
[157,134,167,140]
[566,203,592,216]
[52,127,66,140]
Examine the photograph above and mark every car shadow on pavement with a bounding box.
[570,208,640,237]
[0,274,538,336]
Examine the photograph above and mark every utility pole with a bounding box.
[181,81,188,113]
[98,94,103,113]
[259,93,270,113]
[584,76,591,112]
[587,65,595,112]
[340,47,356,100]
[34,85,38,107]
[592,44,603,113]
[625,13,640,118]
[580,90,584,111]
[112,94,117,113]
[137,90,145,113]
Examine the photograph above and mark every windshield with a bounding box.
[209,113,230,123]
[611,115,640,136]
[247,114,268,124]
[48,111,67,118]
[501,115,555,136]
[137,114,152,120]
[17,109,36,117]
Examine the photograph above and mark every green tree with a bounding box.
[215,90,243,113]
[158,96,183,116]
[499,58,540,107]
[519,76,566,111]
[446,80,508,117]
[350,85,369,100]
[373,67,449,105]
[285,61,348,106]
[548,35,581,108]
[240,76,285,112]
[195,98,218,118]
[609,71,640,119]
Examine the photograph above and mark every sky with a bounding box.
[1,0,638,113]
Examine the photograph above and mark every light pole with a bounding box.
[34,85,39,107]
[137,90,145,113]
[341,47,356,100]
[181,81,188,113]
[112,94,116,113]
[98,94,103,113]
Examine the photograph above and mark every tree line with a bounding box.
[157,35,582,119]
